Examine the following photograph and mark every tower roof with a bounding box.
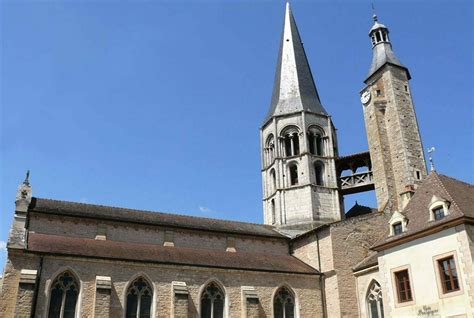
[366,15,410,81]
[264,2,327,125]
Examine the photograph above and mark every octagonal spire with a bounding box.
[264,2,327,125]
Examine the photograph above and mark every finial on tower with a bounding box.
[371,2,378,21]
[16,170,33,211]
[428,147,436,172]
[24,170,30,186]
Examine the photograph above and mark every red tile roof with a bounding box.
[373,172,474,250]
[28,198,283,238]
[27,233,318,275]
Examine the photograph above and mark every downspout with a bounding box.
[316,232,327,318]
[31,255,43,318]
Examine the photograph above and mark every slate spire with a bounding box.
[366,14,410,81]
[264,2,327,124]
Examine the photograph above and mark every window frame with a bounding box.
[125,276,154,318]
[392,222,403,236]
[273,286,297,318]
[432,206,445,221]
[433,251,464,299]
[390,265,415,307]
[45,269,81,318]
[199,281,226,318]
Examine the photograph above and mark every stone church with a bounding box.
[1,3,473,318]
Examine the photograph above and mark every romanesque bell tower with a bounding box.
[261,3,343,229]
[360,15,427,211]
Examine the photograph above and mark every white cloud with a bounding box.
[0,241,6,250]
[198,206,214,213]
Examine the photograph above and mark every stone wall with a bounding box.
[292,212,389,318]
[1,253,322,318]
[362,65,426,211]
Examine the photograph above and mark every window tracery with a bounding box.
[201,282,225,318]
[126,277,152,318]
[273,287,295,318]
[48,271,79,318]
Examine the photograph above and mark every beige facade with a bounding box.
[377,225,473,317]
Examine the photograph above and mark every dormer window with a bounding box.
[389,211,407,236]
[433,207,445,221]
[392,222,403,235]
[429,195,450,222]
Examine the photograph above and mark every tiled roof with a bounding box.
[345,203,376,218]
[27,233,318,275]
[28,198,284,238]
[373,172,474,250]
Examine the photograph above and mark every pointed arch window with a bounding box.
[367,281,384,318]
[289,164,299,186]
[274,287,295,318]
[201,282,225,318]
[48,271,79,318]
[126,277,153,318]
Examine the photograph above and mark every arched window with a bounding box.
[265,135,275,165]
[281,126,300,157]
[289,164,298,186]
[201,282,225,318]
[48,271,80,318]
[307,126,325,156]
[126,277,152,318]
[270,169,276,193]
[274,287,295,318]
[314,162,324,186]
[367,281,384,318]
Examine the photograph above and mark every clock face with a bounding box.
[360,90,371,104]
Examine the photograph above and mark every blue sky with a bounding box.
[1,0,472,273]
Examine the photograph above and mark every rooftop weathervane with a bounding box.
[427,147,436,172]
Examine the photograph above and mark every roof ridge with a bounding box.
[31,197,275,229]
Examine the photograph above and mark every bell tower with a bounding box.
[360,14,427,211]
[261,3,343,229]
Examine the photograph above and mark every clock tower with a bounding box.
[361,14,427,211]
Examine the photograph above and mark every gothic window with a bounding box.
[366,281,384,318]
[314,162,324,186]
[126,277,153,318]
[289,164,298,186]
[200,282,225,318]
[273,287,295,318]
[48,271,79,318]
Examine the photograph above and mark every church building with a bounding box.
[1,3,472,318]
